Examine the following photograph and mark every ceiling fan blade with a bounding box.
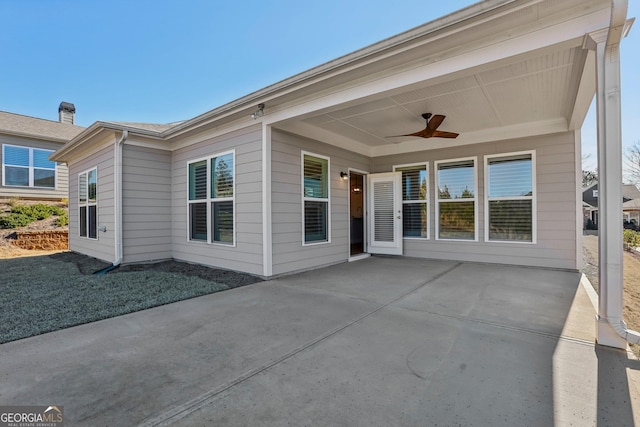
[431,130,459,138]
[386,113,458,139]
[426,114,446,131]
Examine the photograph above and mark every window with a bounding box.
[187,151,235,245]
[78,168,97,239]
[302,152,330,244]
[2,144,56,188]
[436,158,477,240]
[485,152,535,243]
[394,163,428,238]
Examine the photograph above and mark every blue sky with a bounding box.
[1,0,638,172]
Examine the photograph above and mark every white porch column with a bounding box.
[594,0,635,349]
[262,123,273,277]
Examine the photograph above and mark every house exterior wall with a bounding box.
[583,184,598,207]
[271,130,371,276]
[67,139,116,263]
[0,134,68,199]
[373,131,578,270]
[171,125,264,276]
[122,144,172,263]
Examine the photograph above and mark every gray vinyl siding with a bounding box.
[68,142,116,263]
[122,144,172,263]
[372,131,578,270]
[271,130,371,276]
[0,134,68,199]
[172,125,263,276]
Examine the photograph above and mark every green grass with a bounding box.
[0,256,229,344]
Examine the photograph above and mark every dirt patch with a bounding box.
[50,251,263,288]
[7,230,68,250]
[49,251,111,275]
[583,234,640,356]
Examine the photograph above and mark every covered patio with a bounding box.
[1,257,638,425]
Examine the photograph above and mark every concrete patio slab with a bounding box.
[1,256,639,426]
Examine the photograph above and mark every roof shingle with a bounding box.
[0,111,85,142]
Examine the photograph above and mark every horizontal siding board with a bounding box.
[122,145,172,264]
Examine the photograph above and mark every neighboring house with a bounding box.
[582,183,640,228]
[51,0,633,280]
[0,103,84,200]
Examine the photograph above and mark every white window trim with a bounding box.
[186,150,236,247]
[484,150,537,244]
[301,150,331,246]
[78,167,98,240]
[435,156,478,242]
[2,144,57,189]
[393,162,429,240]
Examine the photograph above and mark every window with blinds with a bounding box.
[302,152,330,244]
[486,152,534,242]
[394,164,428,238]
[436,158,477,240]
[78,168,98,239]
[187,151,235,245]
[2,144,56,188]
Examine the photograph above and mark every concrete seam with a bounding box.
[140,262,462,426]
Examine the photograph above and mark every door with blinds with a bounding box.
[368,172,403,255]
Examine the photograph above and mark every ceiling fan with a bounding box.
[388,113,459,139]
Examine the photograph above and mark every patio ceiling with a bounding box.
[265,0,609,157]
[276,41,591,157]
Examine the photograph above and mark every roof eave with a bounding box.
[50,121,164,162]
[0,129,70,144]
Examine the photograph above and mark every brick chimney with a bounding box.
[58,102,76,124]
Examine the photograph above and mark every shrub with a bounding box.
[10,204,66,220]
[0,213,33,229]
[8,196,20,207]
[60,198,69,207]
[55,214,69,227]
[623,229,640,250]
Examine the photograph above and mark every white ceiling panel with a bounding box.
[390,76,479,105]
[327,98,398,120]
[280,43,587,153]
[318,120,388,146]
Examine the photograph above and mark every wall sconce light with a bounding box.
[250,103,265,119]
[340,171,349,180]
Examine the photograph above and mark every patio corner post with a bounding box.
[594,0,634,349]
[262,123,273,277]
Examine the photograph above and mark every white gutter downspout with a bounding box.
[114,130,128,267]
[595,0,640,347]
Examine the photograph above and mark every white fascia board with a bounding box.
[264,9,610,127]
[372,118,568,157]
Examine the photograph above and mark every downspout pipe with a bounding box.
[94,129,128,275]
[601,0,640,345]
[114,130,128,267]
